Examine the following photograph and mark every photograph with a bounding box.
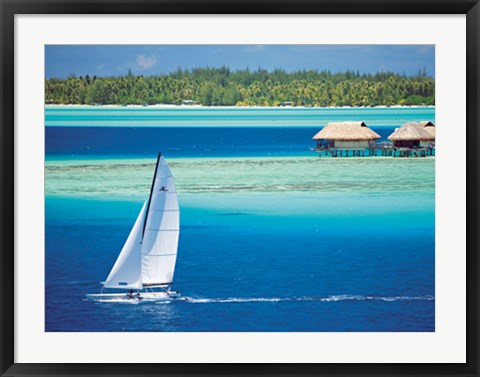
[45,44,435,332]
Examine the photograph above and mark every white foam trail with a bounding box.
[187,297,283,303]
[184,295,434,304]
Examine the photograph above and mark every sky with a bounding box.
[45,45,435,79]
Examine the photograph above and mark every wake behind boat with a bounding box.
[86,153,183,302]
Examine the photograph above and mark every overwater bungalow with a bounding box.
[313,122,381,157]
[388,122,435,156]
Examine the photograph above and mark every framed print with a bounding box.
[1,1,479,376]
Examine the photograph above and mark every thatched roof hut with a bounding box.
[388,122,435,141]
[388,122,435,149]
[312,122,381,141]
[419,121,435,137]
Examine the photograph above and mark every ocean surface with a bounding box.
[45,107,435,332]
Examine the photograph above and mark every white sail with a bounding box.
[141,156,180,286]
[103,201,147,289]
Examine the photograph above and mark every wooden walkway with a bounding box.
[314,146,435,158]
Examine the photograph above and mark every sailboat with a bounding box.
[86,153,182,302]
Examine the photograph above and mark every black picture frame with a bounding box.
[1,1,479,376]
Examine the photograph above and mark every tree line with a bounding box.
[45,67,435,107]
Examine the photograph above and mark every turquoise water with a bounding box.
[45,106,434,127]
[45,107,435,332]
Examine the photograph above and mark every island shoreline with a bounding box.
[45,104,435,110]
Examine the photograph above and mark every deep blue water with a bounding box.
[46,126,396,158]
[46,197,434,332]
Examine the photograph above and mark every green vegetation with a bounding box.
[45,67,435,107]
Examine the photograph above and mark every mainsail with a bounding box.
[103,154,179,290]
[141,155,180,286]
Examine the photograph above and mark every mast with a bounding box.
[142,152,162,239]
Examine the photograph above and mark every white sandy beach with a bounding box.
[45,104,435,110]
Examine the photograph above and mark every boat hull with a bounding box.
[85,291,183,302]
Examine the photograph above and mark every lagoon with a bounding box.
[45,107,435,332]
